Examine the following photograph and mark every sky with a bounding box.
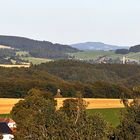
[0,0,140,46]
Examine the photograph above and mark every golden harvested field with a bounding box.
[0,45,12,49]
[0,64,30,68]
[56,98,133,109]
[0,98,21,114]
[0,98,133,114]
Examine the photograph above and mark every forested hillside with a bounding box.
[0,62,136,99]
[0,35,78,59]
[36,60,140,85]
[36,60,119,83]
[129,44,140,52]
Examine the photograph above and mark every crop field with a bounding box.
[0,64,30,68]
[56,98,133,110]
[0,98,21,114]
[0,98,132,114]
[87,108,124,127]
[0,98,129,127]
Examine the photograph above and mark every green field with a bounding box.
[0,114,10,118]
[87,108,123,127]
[70,51,122,60]
[70,50,140,61]
[0,108,123,127]
[20,57,53,65]
[16,51,53,65]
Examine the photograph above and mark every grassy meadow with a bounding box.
[16,51,53,65]
[0,108,123,127]
[87,108,123,127]
[70,51,122,60]
[70,50,140,61]
[21,57,52,65]
[0,114,10,118]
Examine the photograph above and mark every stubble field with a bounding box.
[0,98,132,114]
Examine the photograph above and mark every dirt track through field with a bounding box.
[0,98,133,114]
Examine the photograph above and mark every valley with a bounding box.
[69,50,140,64]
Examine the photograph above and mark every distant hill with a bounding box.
[0,35,78,59]
[115,49,129,54]
[115,44,140,54]
[129,45,140,53]
[71,42,128,51]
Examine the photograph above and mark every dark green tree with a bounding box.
[11,89,109,140]
[11,89,56,140]
[114,99,140,140]
[60,98,109,140]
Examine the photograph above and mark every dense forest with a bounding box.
[0,60,140,98]
[0,36,78,59]
[36,60,140,86]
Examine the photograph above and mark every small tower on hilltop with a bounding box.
[123,56,126,64]
[54,89,63,98]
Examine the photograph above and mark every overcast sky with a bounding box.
[0,0,140,46]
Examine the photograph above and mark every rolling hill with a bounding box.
[0,35,78,59]
[71,42,128,51]
[129,44,140,53]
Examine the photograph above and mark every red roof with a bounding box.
[0,119,16,133]
[0,118,15,123]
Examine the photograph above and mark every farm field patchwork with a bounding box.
[70,50,140,61]
[70,51,121,60]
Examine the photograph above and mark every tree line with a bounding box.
[11,88,140,140]
[0,63,136,99]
